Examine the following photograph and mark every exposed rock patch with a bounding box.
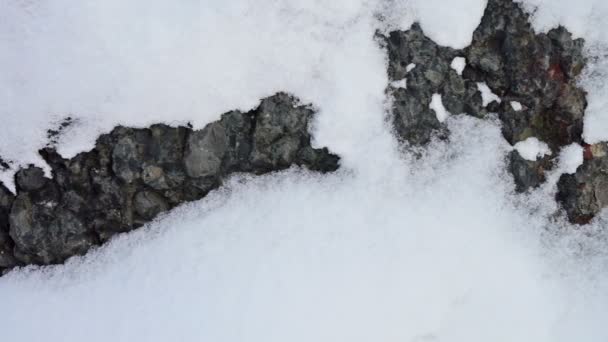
[382,0,606,223]
[557,143,608,224]
[0,93,339,271]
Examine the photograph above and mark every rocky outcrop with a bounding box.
[384,0,586,163]
[557,143,608,224]
[382,0,606,223]
[0,93,339,271]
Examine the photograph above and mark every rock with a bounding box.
[250,93,311,170]
[383,0,588,197]
[508,151,553,193]
[133,190,169,221]
[184,122,228,179]
[0,92,340,269]
[0,184,17,269]
[557,143,608,224]
[220,110,254,172]
[9,190,96,264]
[15,166,47,192]
[111,129,151,184]
[465,0,587,149]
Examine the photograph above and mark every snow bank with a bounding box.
[1,117,607,342]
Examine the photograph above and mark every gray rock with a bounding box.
[508,151,553,193]
[112,130,150,184]
[15,166,47,192]
[0,184,17,269]
[384,0,587,151]
[184,122,228,178]
[384,24,487,146]
[251,93,312,170]
[134,190,169,221]
[9,193,96,264]
[0,92,339,270]
[220,110,254,172]
[383,0,589,212]
[557,143,608,224]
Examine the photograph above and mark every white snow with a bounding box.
[429,93,450,122]
[450,57,467,75]
[558,143,584,174]
[1,117,607,342]
[406,63,416,72]
[514,137,552,161]
[408,0,487,49]
[390,79,407,89]
[477,82,502,107]
[510,101,523,111]
[1,1,608,341]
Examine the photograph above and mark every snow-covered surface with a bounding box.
[2,117,608,342]
[510,101,523,111]
[429,93,450,122]
[1,1,608,341]
[558,143,584,174]
[514,137,552,161]
[450,56,467,75]
[406,63,416,72]
[477,82,502,107]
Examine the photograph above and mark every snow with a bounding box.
[406,63,417,72]
[408,0,487,49]
[477,82,502,107]
[429,93,450,122]
[390,79,407,89]
[1,0,608,341]
[558,143,584,174]
[450,56,467,75]
[510,101,523,111]
[514,137,552,161]
[1,117,607,342]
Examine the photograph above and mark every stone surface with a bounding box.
[0,93,339,268]
[557,143,608,224]
[383,0,586,158]
[508,151,554,193]
[0,184,17,270]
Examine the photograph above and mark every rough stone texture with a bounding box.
[384,0,587,153]
[0,184,17,270]
[557,143,608,224]
[508,151,554,193]
[0,93,339,269]
[383,0,602,222]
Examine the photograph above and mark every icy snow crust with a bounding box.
[1,0,608,341]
